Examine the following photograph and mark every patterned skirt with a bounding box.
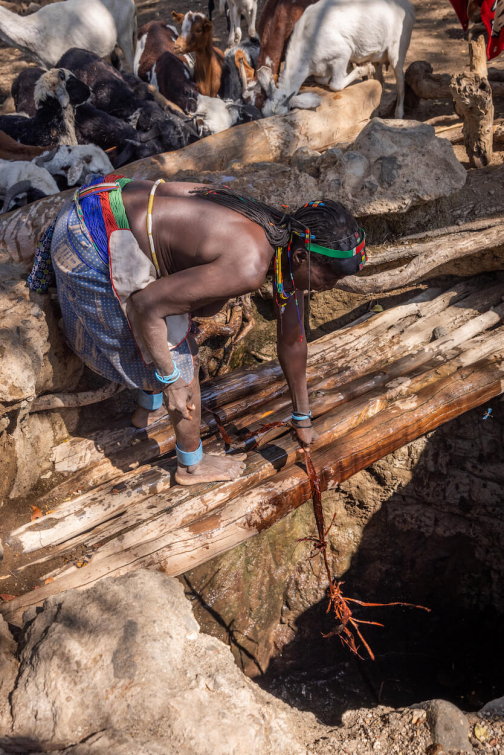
[50,201,194,391]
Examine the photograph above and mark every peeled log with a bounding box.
[338,220,504,293]
[450,36,494,168]
[3,351,503,627]
[0,81,382,268]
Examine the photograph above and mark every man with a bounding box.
[31,176,365,487]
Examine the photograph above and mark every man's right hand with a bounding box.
[164,378,195,420]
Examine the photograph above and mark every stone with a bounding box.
[0,250,83,499]
[289,147,322,178]
[433,326,448,340]
[315,118,467,215]
[412,700,473,754]
[184,162,321,211]
[0,251,82,406]
[480,696,504,716]
[3,571,306,755]
[0,616,17,736]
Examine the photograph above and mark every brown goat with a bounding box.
[256,0,316,79]
[172,11,224,98]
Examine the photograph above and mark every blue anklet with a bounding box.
[176,440,203,466]
[138,390,164,411]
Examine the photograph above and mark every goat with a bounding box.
[256,0,315,80]
[261,0,415,119]
[219,39,259,101]
[57,48,194,147]
[11,65,45,116]
[0,0,137,70]
[222,0,258,47]
[135,21,194,79]
[0,68,90,146]
[191,94,261,136]
[172,11,224,98]
[33,144,114,189]
[0,159,58,214]
[134,22,198,113]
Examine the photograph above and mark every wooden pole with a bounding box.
[450,36,494,168]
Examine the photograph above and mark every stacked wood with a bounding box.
[3,274,504,626]
[0,81,382,269]
[450,36,494,168]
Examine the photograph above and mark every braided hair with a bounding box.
[191,187,364,277]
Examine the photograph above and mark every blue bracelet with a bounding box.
[175,440,203,466]
[292,411,312,422]
[155,365,181,385]
[137,390,164,411]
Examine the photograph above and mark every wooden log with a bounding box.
[338,221,504,293]
[4,351,504,626]
[405,61,452,108]
[23,342,504,577]
[0,81,382,268]
[42,282,476,502]
[450,36,494,168]
[405,60,504,105]
[8,283,502,557]
[30,382,124,412]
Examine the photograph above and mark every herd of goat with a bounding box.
[0,0,416,214]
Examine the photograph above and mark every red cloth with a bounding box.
[482,0,504,59]
[448,0,504,59]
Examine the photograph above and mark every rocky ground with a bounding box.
[1,570,504,755]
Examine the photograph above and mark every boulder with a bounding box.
[0,251,82,407]
[0,616,17,736]
[316,118,467,215]
[412,700,473,754]
[2,570,306,755]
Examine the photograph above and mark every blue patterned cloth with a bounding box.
[27,221,57,294]
[50,201,194,391]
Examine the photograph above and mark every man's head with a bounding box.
[290,200,365,292]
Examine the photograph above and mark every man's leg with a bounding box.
[173,353,247,486]
[132,391,167,429]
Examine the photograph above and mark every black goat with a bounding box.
[57,48,196,150]
[11,66,45,117]
[0,68,89,147]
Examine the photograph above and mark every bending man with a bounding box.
[29,176,366,487]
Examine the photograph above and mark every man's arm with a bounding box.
[275,293,316,448]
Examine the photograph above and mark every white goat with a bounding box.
[33,145,114,187]
[261,0,415,119]
[220,0,258,47]
[0,0,137,70]
[192,95,240,136]
[0,160,58,214]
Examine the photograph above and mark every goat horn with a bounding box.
[2,180,32,214]
[33,148,58,168]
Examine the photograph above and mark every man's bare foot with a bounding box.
[175,452,247,486]
[132,404,168,429]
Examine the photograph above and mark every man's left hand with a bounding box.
[292,424,318,449]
